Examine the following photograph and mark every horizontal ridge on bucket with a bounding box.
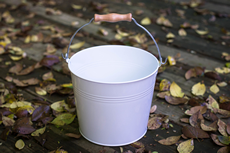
[75,85,154,103]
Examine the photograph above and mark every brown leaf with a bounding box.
[42,71,54,81]
[13,79,28,87]
[22,78,40,85]
[185,106,207,116]
[185,67,204,80]
[203,109,218,121]
[9,63,23,74]
[205,72,221,81]
[0,127,11,141]
[188,97,202,107]
[157,91,170,99]
[65,133,81,139]
[165,96,188,105]
[32,105,50,121]
[217,109,230,117]
[159,79,171,91]
[226,123,230,135]
[131,141,145,149]
[2,116,15,126]
[17,65,35,75]
[150,105,157,113]
[217,146,230,153]
[148,117,162,130]
[158,135,181,145]
[201,121,217,132]
[180,118,190,123]
[189,110,204,128]
[13,117,35,134]
[211,134,226,146]
[182,125,209,139]
[218,119,228,137]
[40,55,60,67]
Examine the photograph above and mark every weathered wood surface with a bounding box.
[0,0,229,152]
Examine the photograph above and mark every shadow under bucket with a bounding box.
[63,13,166,146]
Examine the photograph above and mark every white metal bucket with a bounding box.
[63,14,167,146]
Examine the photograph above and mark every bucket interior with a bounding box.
[68,45,159,83]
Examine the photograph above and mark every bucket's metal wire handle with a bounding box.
[62,13,167,66]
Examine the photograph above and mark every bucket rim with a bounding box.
[68,45,159,84]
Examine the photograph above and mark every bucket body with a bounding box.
[68,45,159,146]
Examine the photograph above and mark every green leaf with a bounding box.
[218,135,230,145]
[31,126,46,136]
[51,113,76,126]
[226,62,230,68]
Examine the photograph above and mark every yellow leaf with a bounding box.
[217,82,227,87]
[156,16,166,25]
[207,95,219,111]
[159,79,171,91]
[24,35,30,43]
[70,41,85,49]
[191,82,206,96]
[117,29,129,37]
[141,17,151,25]
[177,139,194,153]
[168,56,176,66]
[195,29,208,35]
[170,81,184,98]
[71,4,82,9]
[51,100,69,112]
[166,32,175,39]
[210,84,219,94]
[61,83,73,88]
[115,33,122,40]
[35,87,47,96]
[163,19,173,27]
[10,55,22,61]
[178,28,187,36]
[15,139,25,150]
[222,52,229,56]
[31,126,46,136]
[215,67,230,74]
[31,35,38,42]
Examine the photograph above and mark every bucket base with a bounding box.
[79,129,147,146]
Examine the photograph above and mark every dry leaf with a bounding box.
[2,116,15,126]
[9,63,23,74]
[15,139,25,150]
[170,82,184,98]
[158,135,181,145]
[217,82,227,87]
[35,87,47,96]
[182,125,209,138]
[217,146,230,153]
[71,4,82,9]
[180,118,190,123]
[22,78,40,85]
[42,72,54,81]
[159,79,171,91]
[178,29,187,36]
[166,33,175,39]
[31,126,46,136]
[150,105,157,113]
[148,117,162,130]
[141,17,151,25]
[165,96,188,105]
[195,29,208,35]
[189,110,204,128]
[98,28,108,36]
[201,121,217,132]
[191,82,206,96]
[177,139,194,153]
[70,41,85,49]
[157,91,170,99]
[218,119,228,137]
[65,133,81,139]
[168,56,176,66]
[211,134,226,146]
[185,106,207,116]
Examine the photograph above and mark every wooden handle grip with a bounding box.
[94,13,132,22]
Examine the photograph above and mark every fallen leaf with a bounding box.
[35,87,47,96]
[185,106,207,116]
[65,133,81,139]
[10,56,22,61]
[42,72,55,81]
[211,134,226,146]
[218,135,230,145]
[218,119,228,137]
[9,63,23,74]
[157,91,170,99]
[195,29,208,35]
[158,135,181,145]
[98,28,108,36]
[150,105,157,113]
[180,118,190,123]
[217,109,230,116]
[217,82,227,87]
[69,41,85,49]
[227,123,230,135]
[15,139,25,150]
[2,115,15,126]
[51,113,76,126]
[40,55,60,68]
[165,96,188,105]
[177,139,194,153]
[51,100,70,112]
[185,67,204,80]
[191,82,206,96]
[148,117,162,130]
[13,79,28,87]
[204,72,221,81]
[167,56,176,66]
[189,110,204,128]
[17,65,35,76]
[201,121,217,132]
[178,28,187,36]
[217,146,230,153]
[166,33,175,39]
[215,67,230,74]
[24,35,30,43]
[31,126,46,136]
[219,96,230,103]
[159,79,171,91]
[182,125,209,139]
[71,4,82,9]
[46,44,56,54]
[31,105,50,121]
[131,141,145,149]
[170,82,184,98]
[22,78,40,85]
[141,17,151,25]
[206,95,219,112]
